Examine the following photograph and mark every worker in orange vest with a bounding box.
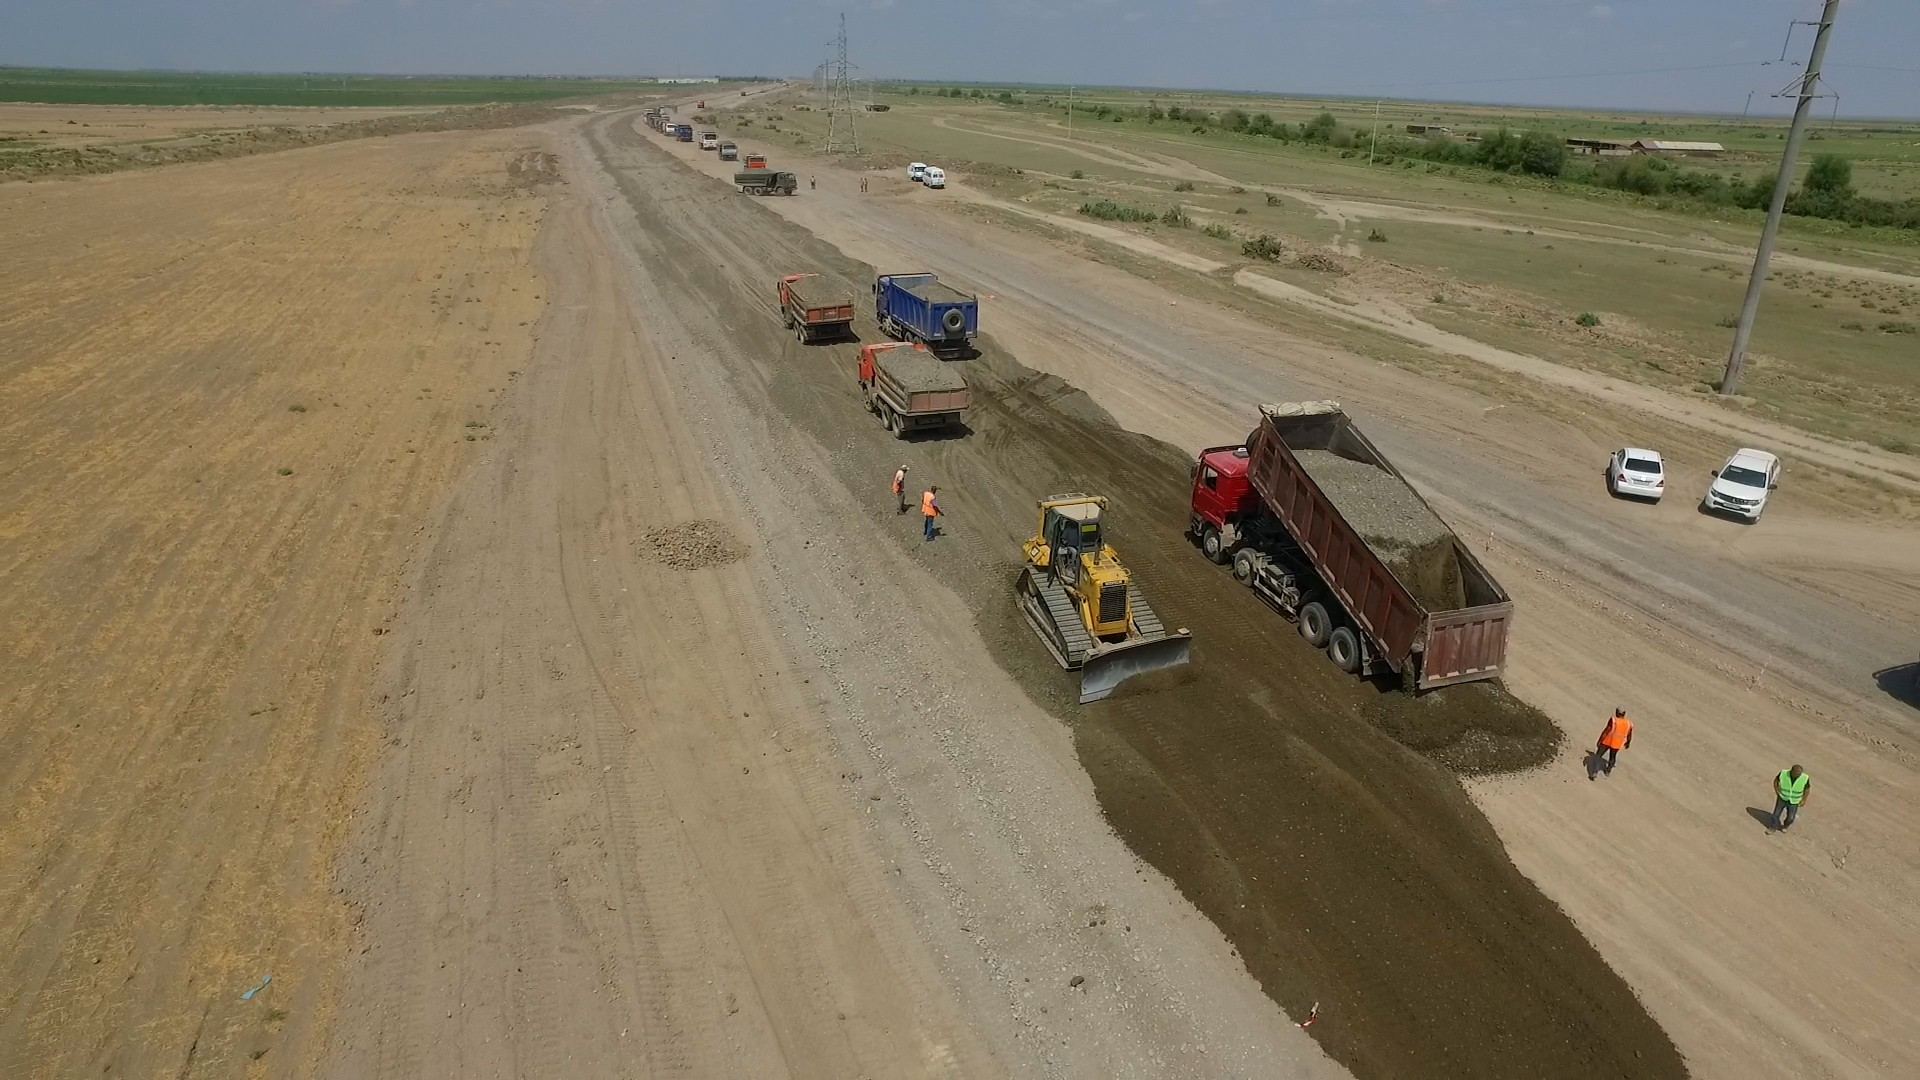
[1591,707,1633,779]
[892,465,909,514]
[921,485,942,541]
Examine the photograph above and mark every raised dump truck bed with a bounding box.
[1188,401,1512,689]
[858,343,970,437]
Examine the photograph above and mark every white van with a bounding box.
[908,161,927,183]
[923,166,946,189]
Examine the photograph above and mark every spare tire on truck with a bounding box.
[941,308,966,336]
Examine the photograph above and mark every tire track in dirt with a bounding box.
[591,112,1684,1079]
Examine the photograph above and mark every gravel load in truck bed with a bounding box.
[878,346,968,394]
[1292,449,1466,610]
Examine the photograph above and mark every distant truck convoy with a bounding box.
[858,343,970,438]
[719,141,739,161]
[736,170,798,196]
[1188,401,1513,689]
[777,273,854,343]
[873,272,979,358]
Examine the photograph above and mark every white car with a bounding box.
[908,161,927,183]
[1605,447,1666,501]
[699,133,719,150]
[923,166,946,189]
[1703,448,1780,521]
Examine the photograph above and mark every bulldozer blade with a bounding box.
[1078,633,1193,704]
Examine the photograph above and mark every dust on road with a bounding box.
[590,112,1682,1079]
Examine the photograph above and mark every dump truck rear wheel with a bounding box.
[942,309,966,335]
[1299,601,1332,648]
[1201,526,1227,564]
[1231,548,1259,585]
[1327,626,1361,672]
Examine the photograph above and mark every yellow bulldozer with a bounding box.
[1016,494,1192,703]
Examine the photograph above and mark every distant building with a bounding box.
[1631,139,1726,157]
[1405,123,1452,136]
[1566,137,1634,157]
[653,76,720,84]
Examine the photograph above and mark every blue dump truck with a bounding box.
[873,272,979,358]
[674,123,694,142]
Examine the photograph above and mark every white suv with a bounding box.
[1703,448,1780,521]
[1606,447,1666,501]
[908,161,927,183]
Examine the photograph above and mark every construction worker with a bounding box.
[1771,765,1811,832]
[891,465,909,514]
[1591,706,1633,779]
[921,485,942,541]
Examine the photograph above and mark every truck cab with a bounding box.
[1189,446,1259,563]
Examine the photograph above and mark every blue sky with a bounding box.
[3,1,1915,116]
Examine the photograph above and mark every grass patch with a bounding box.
[1079,199,1158,223]
[1575,311,1601,327]
[276,467,294,476]
[0,65,684,107]
[287,403,307,413]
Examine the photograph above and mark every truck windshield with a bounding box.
[1720,465,1767,487]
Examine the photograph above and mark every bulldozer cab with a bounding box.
[1042,501,1102,586]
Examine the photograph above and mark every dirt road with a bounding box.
[571,110,1683,1077]
[653,108,1920,1077]
[322,117,1346,1077]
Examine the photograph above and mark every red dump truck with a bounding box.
[1188,401,1512,689]
[857,342,970,437]
[777,274,854,343]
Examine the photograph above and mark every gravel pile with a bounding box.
[1292,449,1465,609]
[642,519,746,571]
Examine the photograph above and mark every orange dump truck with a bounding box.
[777,273,854,343]
[857,342,970,438]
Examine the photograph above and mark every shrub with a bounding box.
[1233,207,1247,214]
[1264,193,1280,206]
[1161,205,1192,227]
[1716,314,1740,328]
[1070,168,1085,180]
[1229,185,1246,194]
[1839,321,1865,331]
[1576,312,1601,327]
[1078,200,1158,223]
[1806,154,1853,195]
[1242,234,1284,261]
[1172,179,1195,192]
[1202,223,1234,240]
[1880,320,1916,334]
[1366,228,1388,243]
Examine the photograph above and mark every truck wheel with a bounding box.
[889,410,909,439]
[1201,526,1228,564]
[796,323,808,344]
[1231,548,1259,585]
[942,308,967,335]
[1298,601,1332,648]
[1327,626,1361,673]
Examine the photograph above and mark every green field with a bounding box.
[0,66,675,107]
[755,89,1920,457]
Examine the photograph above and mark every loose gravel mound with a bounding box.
[642,519,746,570]
[1291,449,1466,608]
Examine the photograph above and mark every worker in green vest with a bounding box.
[1770,764,1811,833]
